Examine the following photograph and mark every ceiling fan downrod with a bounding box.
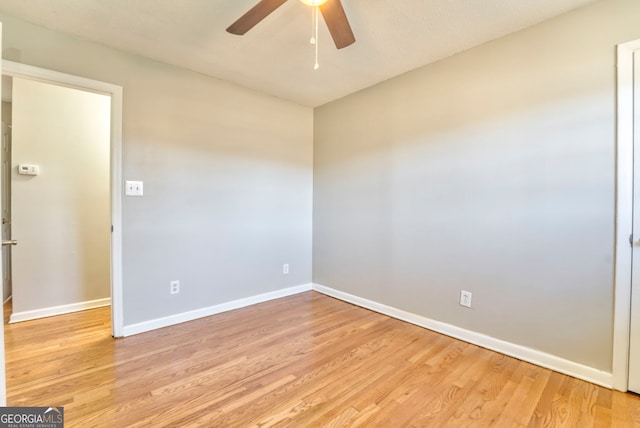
[312,6,320,69]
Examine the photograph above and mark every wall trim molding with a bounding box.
[123,284,313,337]
[312,283,613,389]
[9,298,111,323]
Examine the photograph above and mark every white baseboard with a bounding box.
[9,297,111,323]
[123,283,313,337]
[312,283,613,389]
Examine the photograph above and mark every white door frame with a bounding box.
[1,60,124,338]
[612,39,640,391]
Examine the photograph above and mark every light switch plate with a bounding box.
[125,180,144,196]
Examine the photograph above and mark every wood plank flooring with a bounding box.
[4,291,640,427]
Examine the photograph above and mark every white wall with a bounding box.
[0,13,314,326]
[11,77,111,315]
[313,0,640,373]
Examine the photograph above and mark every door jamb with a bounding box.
[1,60,124,338]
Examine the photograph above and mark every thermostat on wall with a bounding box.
[18,164,40,176]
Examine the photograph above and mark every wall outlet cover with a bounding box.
[170,280,180,295]
[460,290,472,308]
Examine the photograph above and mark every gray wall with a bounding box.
[313,0,640,372]
[0,13,313,326]
[2,0,637,374]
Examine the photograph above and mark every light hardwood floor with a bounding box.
[4,291,640,427]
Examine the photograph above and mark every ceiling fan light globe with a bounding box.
[300,0,329,6]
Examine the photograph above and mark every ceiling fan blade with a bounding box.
[227,0,289,35]
[319,0,355,49]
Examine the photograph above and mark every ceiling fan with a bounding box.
[226,0,356,49]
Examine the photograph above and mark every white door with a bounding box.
[1,119,11,301]
[0,21,9,406]
[630,50,640,394]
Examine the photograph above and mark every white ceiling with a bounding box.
[0,0,595,107]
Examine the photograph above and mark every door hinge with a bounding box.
[111,225,114,233]
[630,233,634,246]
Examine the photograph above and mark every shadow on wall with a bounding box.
[312,3,619,372]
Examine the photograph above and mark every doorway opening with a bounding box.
[1,61,123,337]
